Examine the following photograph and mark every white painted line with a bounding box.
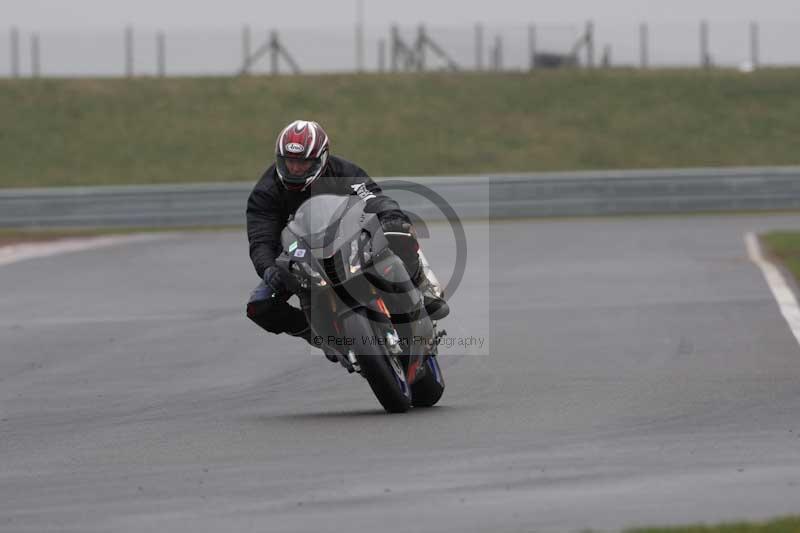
[0,311,226,327]
[0,234,176,268]
[745,232,800,345]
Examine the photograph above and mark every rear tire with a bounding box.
[410,356,445,408]
[342,309,412,413]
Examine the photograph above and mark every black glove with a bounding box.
[380,215,419,264]
[380,215,416,238]
[263,265,291,300]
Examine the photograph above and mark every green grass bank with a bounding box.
[2,69,800,188]
[762,231,800,284]
[626,515,800,533]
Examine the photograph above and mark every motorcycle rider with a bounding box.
[245,119,448,355]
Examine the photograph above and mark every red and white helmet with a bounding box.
[275,120,330,191]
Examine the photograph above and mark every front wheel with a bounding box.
[342,309,412,413]
[411,356,445,407]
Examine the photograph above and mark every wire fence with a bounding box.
[3,21,799,78]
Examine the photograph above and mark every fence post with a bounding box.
[156,31,166,77]
[601,45,612,68]
[475,23,484,71]
[528,25,537,71]
[355,0,364,72]
[31,32,40,77]
[700,20,711,68]
[269,31,278,75]
[390,25,399,72]
[10,27,20,78]
[124,26,134,77]
[750,21,760,68]
[378,39,385,72]
[639,22,649,69]
[416,25,426,71]
[241,26,251,75]
[494,35,503,71]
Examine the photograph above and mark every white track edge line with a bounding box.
[0,234,176,268]
[745,231,800,346]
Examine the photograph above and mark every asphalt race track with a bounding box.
[1,215,800,532]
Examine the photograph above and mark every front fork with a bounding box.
[369,296,443,386]
[418,250,445,299]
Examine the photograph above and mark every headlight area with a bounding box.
[350,231,373,274]
[349,240,361,274]
[292,261,327,287]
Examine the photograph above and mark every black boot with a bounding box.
[411,266,450,321]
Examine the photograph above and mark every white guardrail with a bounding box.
[1,166,800,228]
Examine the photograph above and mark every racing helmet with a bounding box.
[275,120,330,191]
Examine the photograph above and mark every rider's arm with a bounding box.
[345,166,420,268]
[343,165,410,224]
[246,181,285,279]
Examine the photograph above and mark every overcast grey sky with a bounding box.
[6,0,800,29]
[4,1,800,75]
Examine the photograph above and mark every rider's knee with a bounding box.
[246,299,285,334]
[246,283,308,335]
[246,283,284,333]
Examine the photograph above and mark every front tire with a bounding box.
[342,309,412,413]
[411,356,445,407]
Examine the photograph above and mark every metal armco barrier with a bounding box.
[1,166,800,228]
[487,166,800,218]
[0,183,253,228]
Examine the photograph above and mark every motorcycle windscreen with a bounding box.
[287,194,354,249]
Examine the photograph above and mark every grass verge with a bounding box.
[760,231,800,284]
[2,69,800,187]
[0,226,238,247]
[625,516,800,533]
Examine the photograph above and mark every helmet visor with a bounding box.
[277,155,323,185]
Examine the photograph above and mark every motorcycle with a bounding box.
[274,194,447,413]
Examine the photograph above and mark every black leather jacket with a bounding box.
[246,155,409,279]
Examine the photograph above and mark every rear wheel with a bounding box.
[410,356,445,407]
[342,309,412,413]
